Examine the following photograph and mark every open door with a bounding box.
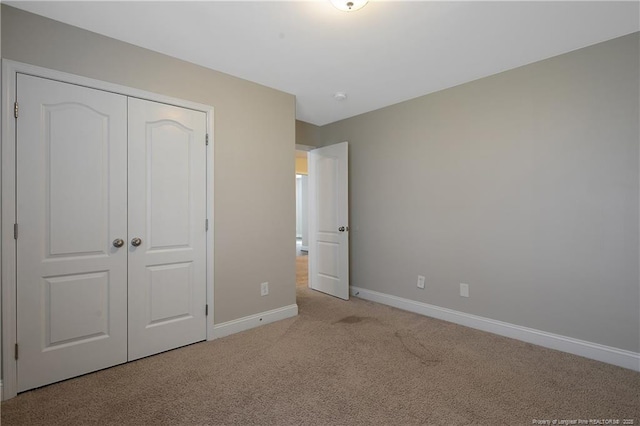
[308,142,349,300]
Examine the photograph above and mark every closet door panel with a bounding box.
[16,74,128,392]
[127,98,207,361]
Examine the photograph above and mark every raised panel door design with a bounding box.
[14,74,209,393]
[16,74,128,392]
[317,242,339,280]
[148,262,193,325]
[317,156,339,235]
[147,121,191,250]
[45,103,109,257]
[44,272,110,348]
[309,142,349,300]
[127,98,207,361]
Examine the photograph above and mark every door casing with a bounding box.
[1,60,216,400]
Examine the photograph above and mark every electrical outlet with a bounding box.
[261,282,269,296]
[417,275,425,289]
[460,283,469,298]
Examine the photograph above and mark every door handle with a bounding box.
[131,237,142,247]
[112,238,125,248]
[338,226,349,232]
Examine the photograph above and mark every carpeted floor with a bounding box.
[2,257,638,425]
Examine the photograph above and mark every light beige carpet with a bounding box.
[2,275,639,425]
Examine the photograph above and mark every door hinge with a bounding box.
[14,223,18,240]
[205,219,209,231]
[14,101,19,119]
[205,304,209,316]
[15,343,19,360]
[205,134,209,146]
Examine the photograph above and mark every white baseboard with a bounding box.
[212,304,298,339]
[300,245,308,252]
[350,286,640,372]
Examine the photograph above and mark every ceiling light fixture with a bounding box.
[330,0,369,12]
[334,92,348,101]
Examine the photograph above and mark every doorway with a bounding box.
[295,149,310,288]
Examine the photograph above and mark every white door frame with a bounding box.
[1,60,216,400]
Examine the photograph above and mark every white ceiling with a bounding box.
[8,1,640,126]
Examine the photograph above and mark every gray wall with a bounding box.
[320,33,640,352]
[296,120,322,147]
[1,5,296,327]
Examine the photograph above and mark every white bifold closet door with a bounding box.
[16,74,207,392]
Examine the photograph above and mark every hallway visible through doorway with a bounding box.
[296,239,308,287]
[295,148,310,289]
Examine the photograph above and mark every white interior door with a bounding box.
[308,142,349,300]
[127,98,208,360]
[16,74,128,391]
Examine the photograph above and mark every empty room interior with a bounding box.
[1,1,639,425]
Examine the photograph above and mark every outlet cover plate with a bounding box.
[460,283,469,298]
[261,282,269,296]
[417,275,425,289]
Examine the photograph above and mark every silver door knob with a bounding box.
[131,237,142,247]
[112,238,125,248]
[338,226,345,232]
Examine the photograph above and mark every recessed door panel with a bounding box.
[16,74,128,392]
[46,103,109,257]
[148,262,193,325]
[317,242,339,279]
[45,272,110,347]
[128,98,207,361]
[317,157,339,234]
[148,121,192,250]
